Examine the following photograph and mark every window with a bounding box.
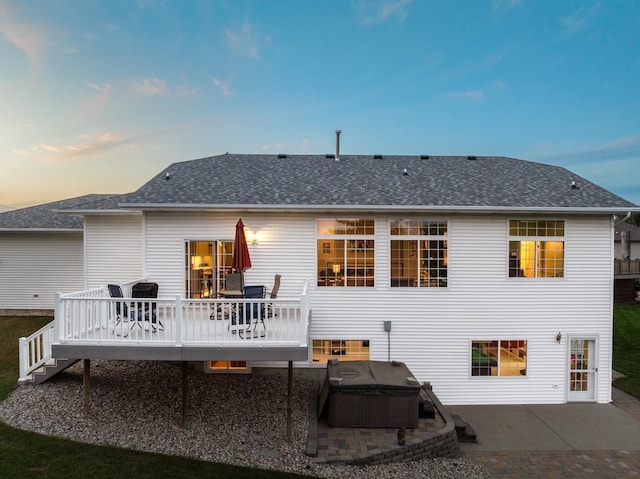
[390,220,447,287]
[509,220,564,278]
[207,360,249,372]
[312,339,370,364]
[317,219,375,287]
[471,340,527,376]
[185,240,234,298]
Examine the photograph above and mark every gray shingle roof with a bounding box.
[117,154,638,210]
[0,194,121,230]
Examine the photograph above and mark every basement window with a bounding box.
[312,339,370,364]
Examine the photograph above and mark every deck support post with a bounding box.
[286,360,293,443]
[181,361,188,428]
[83,359,90,415]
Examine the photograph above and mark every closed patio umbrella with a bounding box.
[232,218,252,272]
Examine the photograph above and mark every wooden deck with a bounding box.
[52,296,310,361]
[20,283,311,382]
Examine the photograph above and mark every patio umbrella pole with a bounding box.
[286,361,292,443]
[83,359,90,415]
[181,361,188,428]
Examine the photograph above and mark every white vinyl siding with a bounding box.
[84,214,143,289]
[0,231,83,310]
[118,211,613,405]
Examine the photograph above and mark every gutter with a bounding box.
[114,202,640,216]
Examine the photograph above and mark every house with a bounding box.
[613,221,640,303]
[0,195,118,314]
[14,153,640,405]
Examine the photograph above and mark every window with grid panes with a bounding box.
[317,219,375,287]
[311,339,370,364]
[508,220,564,278]
[471,340,527,377]
[390,220,447,288]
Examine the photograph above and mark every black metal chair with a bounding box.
[131,282,162,331]
[108,282,162,333]
[239,285,266,338]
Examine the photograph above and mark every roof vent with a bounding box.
[373,154,383,159]
[277,154,287,159]
[571,181,578,189]
[420,155,430,159]
[325,154,335,159]
[403,168,408,176]
[335,130,341,161]
[467,155,477,160]
[165,172,170,180]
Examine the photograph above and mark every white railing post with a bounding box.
[53,292,62,342]
[18,337,28,382]
[175,295,183,346]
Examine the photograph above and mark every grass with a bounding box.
[0,316,314,479]
[612,302,640,399]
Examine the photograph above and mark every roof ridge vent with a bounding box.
[325,154,335,159]
[373,154,383,159]
[467,155,477,160]
[277,154,287,159]
[420,155,430,159]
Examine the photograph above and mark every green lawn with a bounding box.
[0,316,314,479]
[612,302,640,399]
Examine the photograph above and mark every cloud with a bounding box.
[76,82,112,119]
[353,0,413,25]
[447,89,484,101]
[212,77,233,96]
[492,0,523,13]
[11,148,30,156]
[224,22,261,59]
[561,2,601,33]
[130,77,199,97]
[532,134,640,166]
[0,2,49,68]
[131,77,167,95]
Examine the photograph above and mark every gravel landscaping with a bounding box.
[0,360,491,478]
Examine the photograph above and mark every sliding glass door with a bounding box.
[185,240,233,298]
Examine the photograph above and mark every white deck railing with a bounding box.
[53,281,310,347]
[18,321,55,382]
[20,281,310,382]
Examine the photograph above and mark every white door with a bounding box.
[567,338,597,402]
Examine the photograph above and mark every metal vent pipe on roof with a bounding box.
[335,130,341,161]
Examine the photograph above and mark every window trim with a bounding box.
[470,339,528,378]
[316,218,376,288]
[389,219,448,288]
[507,219,565,279]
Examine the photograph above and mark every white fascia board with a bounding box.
[116,202,640,215]
[0,228,81,232]
[54,209,143,216]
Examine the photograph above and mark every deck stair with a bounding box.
[19,358,80,385]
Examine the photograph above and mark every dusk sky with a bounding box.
[1,0,639,211]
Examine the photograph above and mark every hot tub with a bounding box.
[325,360,421,428]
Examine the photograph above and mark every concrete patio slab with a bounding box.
[446,403,640,452]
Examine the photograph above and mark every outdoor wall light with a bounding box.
[556,332,562,343]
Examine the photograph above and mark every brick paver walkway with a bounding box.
[464,388,640,479]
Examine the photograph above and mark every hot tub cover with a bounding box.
[327,360,420,394]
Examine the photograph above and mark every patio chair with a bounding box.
[265,274,281,317]
[108,283,162,334]
[211,272,245,320]
[131,282,162,331]
[239,285,266,339]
